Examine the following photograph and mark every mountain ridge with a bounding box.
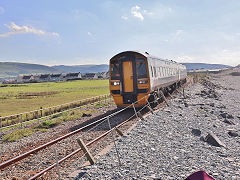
[0,61,233,80]
[0,62,63,79]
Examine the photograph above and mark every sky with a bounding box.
[0,0,240,66]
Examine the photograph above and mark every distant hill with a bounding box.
[182,63,231,70]
[53,63,231,72]
[0,62,63,79]
[0,61,232,80]
[52,64,109,73]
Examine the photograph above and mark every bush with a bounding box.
[34,119,63,129]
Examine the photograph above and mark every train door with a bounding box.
[123,61,133,92]
[120,57,137,104]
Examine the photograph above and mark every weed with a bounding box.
[2,128,33,142]
[34,128,48,133]
[34,119,63,129]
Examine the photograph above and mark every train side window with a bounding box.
[136,58,148,79]
[110,62,120,80]
[151,66,154,77]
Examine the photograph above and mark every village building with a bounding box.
[64,72,82,81]
[82,73,98,79]
[17,75,32,83]
[38,74,51,82]
[50,74,63,82]
[99,71,109,79]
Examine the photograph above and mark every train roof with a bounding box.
[110,51,186,67]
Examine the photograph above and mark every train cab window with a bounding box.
[110,62,120,80]
[136,58,148,79]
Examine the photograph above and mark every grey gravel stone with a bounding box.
[228,130,239,137]
[223,119,235,125]
[73,75,240,180]
[191,129,201,136]
[204,132,226,147]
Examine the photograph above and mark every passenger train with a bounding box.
[109,51,187,107]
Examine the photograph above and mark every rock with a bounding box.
[227,114,234,119]
[228,130,239,137]
[219,112,234,119]
[226,157,235,162]
[191,129,201,136]
[219,113,227,118]
[223,119,235,125]
[200,90,208,96]
[82,113,91,117]
[204,132,226,147]
[218,105,226,109]
[209,103,215,107]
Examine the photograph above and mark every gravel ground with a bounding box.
[75,74,240,180]
[0,101,120,179]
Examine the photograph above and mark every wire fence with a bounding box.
[0,94,111,130]
[1,76,196,179]
[30,76,197,179]
[28,93,159,179]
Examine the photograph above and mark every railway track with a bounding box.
[0,79,192,179]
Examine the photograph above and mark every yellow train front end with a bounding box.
[109,51,150,107]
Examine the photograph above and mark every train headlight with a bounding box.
[138,80,148,84]
[111,81,120,86]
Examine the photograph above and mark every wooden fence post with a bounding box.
[20,114,23,127]
[77,138,95,165]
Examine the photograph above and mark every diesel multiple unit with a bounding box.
[109,51,187,107]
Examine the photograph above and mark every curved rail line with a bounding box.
[29,102,149,180]
[0,99,128,170]
[1,77,193,179]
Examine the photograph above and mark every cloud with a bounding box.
[175,29,183,36]
[143,10,153,16]
[121,15,128,20]
[131,6,144,21]
[174,48,240,66]
[0,22,59,38]
[87,32,92,36]
[0,6,4,14]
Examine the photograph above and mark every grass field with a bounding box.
[0,80,109,116]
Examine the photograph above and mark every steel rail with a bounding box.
[0,98,119,170]
[28,107,139,180]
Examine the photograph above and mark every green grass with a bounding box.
[0,79,109,116]
[34,119,63,129]
[2,99,114,142]
[2,128,33,142]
